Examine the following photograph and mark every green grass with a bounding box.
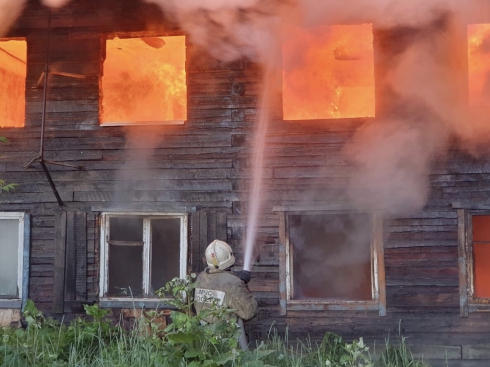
[0,278,432,367]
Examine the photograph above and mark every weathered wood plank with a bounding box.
[53,210,67,314]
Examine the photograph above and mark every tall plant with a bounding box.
[0,137,16,192]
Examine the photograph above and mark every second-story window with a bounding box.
[100,35,187,126]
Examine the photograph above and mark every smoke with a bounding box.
[41,0,72,8]
[0,0,27,37]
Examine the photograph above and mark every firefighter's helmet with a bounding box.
[205,240,235,270]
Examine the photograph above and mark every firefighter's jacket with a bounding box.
[194,268,258,323]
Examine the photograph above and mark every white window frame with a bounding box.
[99,212,188,303]
[278,209,386,316]
[0,212,29,309]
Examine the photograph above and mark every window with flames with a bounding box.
[100,35,187,126]
[468,24,490,107]
[99,214,188,299]
[282,24,375,120]
[0,40,26,128]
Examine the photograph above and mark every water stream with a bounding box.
[242,61,274,271]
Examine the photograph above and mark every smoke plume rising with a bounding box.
[41,0,72,8]
[0,0,26,37]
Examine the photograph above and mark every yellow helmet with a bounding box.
[205,239,235,270]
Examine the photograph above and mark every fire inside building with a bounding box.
[1,0,490,365]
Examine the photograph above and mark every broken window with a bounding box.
[100,35,187,126]
[0,212,28,307]
[279,211,385,315]
[468,24,490,107]
[282,24,375,120]
[99,213,187,299]
[0,40,26,127]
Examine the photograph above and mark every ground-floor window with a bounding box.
[0,212,29,308]
[457,208,490,316]
[99,213,188,301]
[278,210,385,315]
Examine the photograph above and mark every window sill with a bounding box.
[468,303,490,313]
[99,298,177,309]
[100,120,185,127]
[286,300,380,312]
[0,299,21,309]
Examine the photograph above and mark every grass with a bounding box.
[0,278,432,367]
[0,316,432,367]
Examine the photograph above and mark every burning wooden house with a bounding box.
[1,0,490,365]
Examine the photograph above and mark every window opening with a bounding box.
[0,213,26,303]
[101,36,187,125]
[468,24,490,107]
[0,40,26,127]
[288,213,373,301]
[472,215,490,298]
[101,213,187,299]
[282,24,375,120]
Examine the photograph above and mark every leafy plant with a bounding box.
[156,275,246,366]
[0,137,16,193]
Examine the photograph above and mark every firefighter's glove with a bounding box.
[234,270,251,284]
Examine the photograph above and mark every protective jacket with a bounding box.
[194,268,258,323]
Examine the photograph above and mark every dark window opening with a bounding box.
[150,218,181,292]
[289,213,372,301]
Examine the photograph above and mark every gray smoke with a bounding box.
[0,0,26,37]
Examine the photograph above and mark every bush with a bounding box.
[0,137,16,193]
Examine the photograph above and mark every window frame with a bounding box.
[99,31,187,127]
[277,208,386,316]
[99,212,188,306]
[457,207,490,316]
[0,212,30,309]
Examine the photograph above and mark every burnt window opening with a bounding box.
[279,210,385,315]
[289,213,372,301]
[457,208,490,316]
[100,35,187,126]
[0,212,28,307]
[0,39,26,128]
[282,24,375,120]
[467,24,490,107]
[100,213,188,299]
[472,215,490,298]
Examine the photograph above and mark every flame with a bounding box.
[0,40,26,128]
[472,215,490,298]
[101,36,187,124]
[468,24,490,107]
[282,24,375,120]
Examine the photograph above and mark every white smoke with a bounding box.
[41,0,72,8]
[0,0,27,37]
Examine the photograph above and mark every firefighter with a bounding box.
[194,239,258,350]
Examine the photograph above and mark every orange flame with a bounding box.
[0,40,26,128]
[101,36,187,124]
[283,24,375,120]
[468,24,490,107]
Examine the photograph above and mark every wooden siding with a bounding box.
[0,1,490,366]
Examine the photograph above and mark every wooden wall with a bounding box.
[1,1,490,366]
